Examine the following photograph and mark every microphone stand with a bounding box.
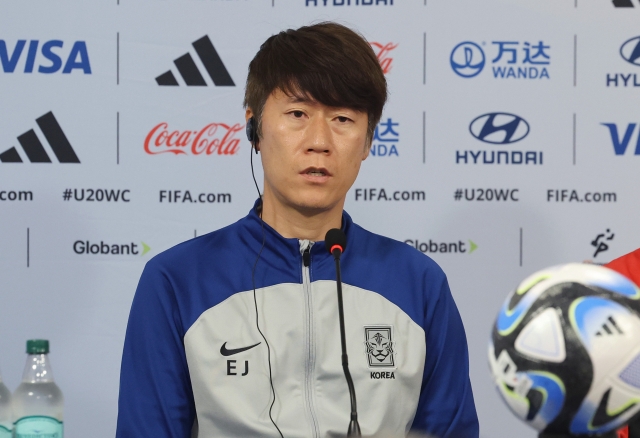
[332,248,362,437]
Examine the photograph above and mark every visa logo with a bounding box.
[0,40,91,74]
[602,123,640,155]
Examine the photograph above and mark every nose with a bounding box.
[305,114,333,154]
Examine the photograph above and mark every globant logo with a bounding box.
[607,36,640,87]
[370,42,398,75]
[305,0,393,5]
[405,239,478,254]
[601,123,640,155]
[0,40,91,74]
[370,118,399,157]
[457,113,542,165]
[73,240,151,256]
[450,40,550,80]
[144,122,242,156]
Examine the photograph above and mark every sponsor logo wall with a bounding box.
[0,2,637,437]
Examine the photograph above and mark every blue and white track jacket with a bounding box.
[116,205,479,438]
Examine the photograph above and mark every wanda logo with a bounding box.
[144,122,242,155]
[370,42,398,74]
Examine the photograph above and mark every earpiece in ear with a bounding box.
[246,117,259,154]
[246,117,255,142]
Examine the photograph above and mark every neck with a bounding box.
[22,354,54,383]
[260,192,343,242]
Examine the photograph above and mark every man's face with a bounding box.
[252,89,370,215]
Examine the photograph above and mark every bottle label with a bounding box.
[14,416,63,438]
[0,424,10,438]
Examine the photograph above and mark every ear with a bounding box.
[245,109,260,152]
[362,139,372,161]
[362,116,373,161]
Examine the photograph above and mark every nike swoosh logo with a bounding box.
[590,388,636,429]
[220,342,261,356]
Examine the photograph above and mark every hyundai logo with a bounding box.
[469,113,530,144]
[620,36,640,67]
[450,42,485,78]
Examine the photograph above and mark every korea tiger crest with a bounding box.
[364,326,395,368]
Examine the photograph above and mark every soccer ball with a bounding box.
[489,263,640,435]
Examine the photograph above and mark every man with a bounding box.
[116,22,478,437]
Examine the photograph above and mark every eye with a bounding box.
[290,110,304,118]
[337,116,351,123]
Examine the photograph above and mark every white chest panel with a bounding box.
[184,280,426,438]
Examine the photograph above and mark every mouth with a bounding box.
[301,167,332,177]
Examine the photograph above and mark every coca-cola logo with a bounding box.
[370,42,398,75]
[144,122,242,156]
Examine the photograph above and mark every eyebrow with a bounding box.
[283,90,359,113]
[287,95,315,104]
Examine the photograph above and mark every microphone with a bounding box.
[325,228,347,259]
[325,229,361,437]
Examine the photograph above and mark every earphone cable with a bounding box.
[250,144,284,438]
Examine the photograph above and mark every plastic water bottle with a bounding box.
[0,369,11,438]
[12,340,63,438]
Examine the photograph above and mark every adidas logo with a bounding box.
[595,316,624,336]
[0,112,80,163]
[156,35,234,87]
[613,0,639,6]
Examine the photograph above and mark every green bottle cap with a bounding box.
[26,339,49,354]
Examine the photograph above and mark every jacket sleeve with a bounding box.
[116,259,196,438]
[410,271,479,438]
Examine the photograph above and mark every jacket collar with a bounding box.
[243,199,354,263]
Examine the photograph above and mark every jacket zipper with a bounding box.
[301,241,320,438]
